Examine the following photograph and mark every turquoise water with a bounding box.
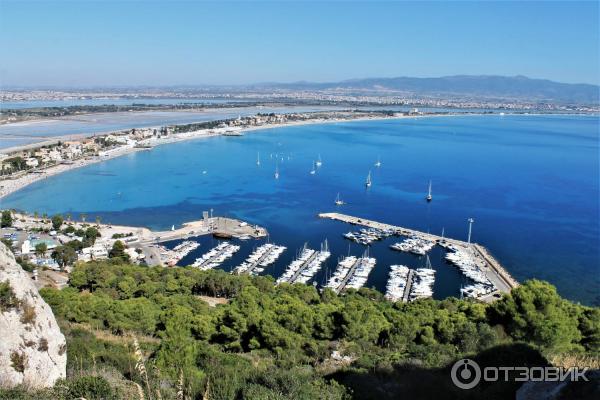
[3,115,599,304]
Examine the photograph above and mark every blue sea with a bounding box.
[3,115,599,305]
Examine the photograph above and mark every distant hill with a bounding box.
[253,75,599,104]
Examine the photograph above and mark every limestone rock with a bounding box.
[0,242,67,389]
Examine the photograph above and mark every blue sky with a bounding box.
[0,1,598,87]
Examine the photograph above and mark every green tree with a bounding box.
[51,215,64,230]
[488,280,583,352]
[34,242,47,257]
[1,210,12,228]
[109,240,129,262]
[51,245,78,269]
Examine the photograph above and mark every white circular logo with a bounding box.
[451,358,481,389]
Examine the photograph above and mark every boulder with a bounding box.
[0,242,67,389]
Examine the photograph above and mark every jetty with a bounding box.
[287,251,319,284]
[193,242,240,270]
[143,216,268,244]
[402,269,416,302]
[234,243,286,275]
[319,212,518,299]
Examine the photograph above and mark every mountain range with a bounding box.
[251,75,599,104]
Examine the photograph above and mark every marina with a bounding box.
[343,227,395,246]
[390,236,436,255]
[319,212,519,300]
[192,242,240,270]
[162,240,200,266]
[277,240,331,285]
[409,268,436,301]
[325,252,376,294]
[384,265,410,302]
[234,243,287,275]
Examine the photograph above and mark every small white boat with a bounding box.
[256,152,260,166]
[335,192,345,206]
[274,165,279,179]
[316,154,322,167]
[374,156,381,168]
[171,225,175,231]
[365,171,372,188]
[310,161,316,175]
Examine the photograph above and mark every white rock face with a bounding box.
[0,243,67,389]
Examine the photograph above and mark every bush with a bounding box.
[0,281,20,311]
[19,302,37,325]
[10,351,26,373]
[66,376,116,400]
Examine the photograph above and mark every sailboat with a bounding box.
[365,171,372,188]
[426,180,432,202]
[374,156,381,167]
[316,154,322,167]
[256,152,260,166]
[171,225,175,231]
[335,193,345,206]
[310,161,316,175]
[274,164,279,179]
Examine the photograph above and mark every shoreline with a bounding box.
[0,111,591,201]
[0,114,411,199]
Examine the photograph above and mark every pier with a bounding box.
[335,257,363,294]
[195,243,237,270]
[236,244,286,275]
[288,251,319,283]
[402,269,416,302]
[141,216,267,244]
[319,212,519,297]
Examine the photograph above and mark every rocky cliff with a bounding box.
[0,242,66,389]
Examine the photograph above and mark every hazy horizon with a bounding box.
[1,1,598,87]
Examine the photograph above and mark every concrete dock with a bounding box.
[402,269,416,302]
[288,251,319,284]
[318,212,519,297]
[142,216,267,244]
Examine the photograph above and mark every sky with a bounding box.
[0,1,598,87]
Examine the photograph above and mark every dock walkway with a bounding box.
[244,245,278,275]
[336,257,363,294]
[319,212,518,296]
[402,269,416,302]
[289,251,319,284]
[196,244,234,269]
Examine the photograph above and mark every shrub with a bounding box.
[66,376,116,400]
[38,337,49,352]
[0,281,20,311]
[10,351,26,373]
[19,302,36,325]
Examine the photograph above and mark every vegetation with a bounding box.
[51,215,64,230]
[0,280,20,312]
[108,240,129,262]
[34,242,47,258]
[51,245,78,269]
[18,260,596,399]
[1,210,13,228]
